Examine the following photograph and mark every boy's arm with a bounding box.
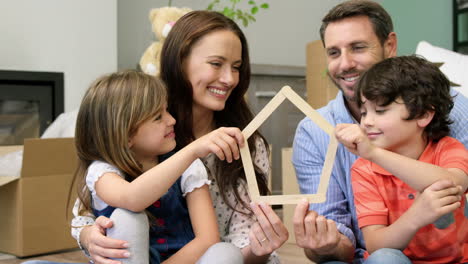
[361,180,462,253]
[366,147,468,192]
[335,124,468,192]
[163,185,220,263]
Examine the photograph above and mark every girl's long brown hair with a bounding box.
[71,70,167,215]
[160,10,270,213]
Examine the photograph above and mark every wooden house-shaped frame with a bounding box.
[240,86,337,205]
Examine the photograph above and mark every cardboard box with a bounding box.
[0,138,78,257]
[306,40,338,109]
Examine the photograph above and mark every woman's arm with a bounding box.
[80,217,130,264]
[242,203,289,264]
[163,185,220,263]
[220,182,287,264]
[72,199,130,264]
[236,138,288,263]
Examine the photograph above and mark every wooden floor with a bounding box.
[0,249,88,264]
[0,242,310,264]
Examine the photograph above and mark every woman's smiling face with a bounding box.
[184,29,242,113]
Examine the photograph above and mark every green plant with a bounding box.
[207,0,269,27]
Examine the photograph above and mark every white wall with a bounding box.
[242,0,345,66]
[0,0,117,112]
[117,0,345,69]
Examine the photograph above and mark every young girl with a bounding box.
[73,70,245,264]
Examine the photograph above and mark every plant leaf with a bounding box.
[246,13,256,21]
[260,3,269,9]
[242,17,248,27]
[251,6,259,14]
[228,9,236,18]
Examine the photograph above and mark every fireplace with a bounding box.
[0,70,64,145]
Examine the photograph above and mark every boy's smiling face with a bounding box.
[359,96,432,158]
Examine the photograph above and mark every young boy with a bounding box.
[335,55,468,263]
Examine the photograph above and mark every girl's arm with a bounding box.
[163,185,220,263]
[95,146,201,212]
[361,180,462,253]
[96,127,244,212]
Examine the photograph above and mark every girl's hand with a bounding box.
[335,123,375,160]
[248,202,289,256]
[192,127,244,162]
[406,180,462,229]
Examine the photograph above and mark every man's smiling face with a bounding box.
[324,15,391,102]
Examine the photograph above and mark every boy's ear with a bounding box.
[128,137,134,148]
[417,110,435,128]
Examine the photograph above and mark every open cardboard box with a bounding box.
[0,138,78,257]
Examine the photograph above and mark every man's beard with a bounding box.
[327,70,359,102]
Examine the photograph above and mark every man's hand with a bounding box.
[293,200,341,254]
[293,200,354,262]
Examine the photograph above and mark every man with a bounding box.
[292,0,468,263]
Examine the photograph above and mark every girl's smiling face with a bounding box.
[129,106,176,164]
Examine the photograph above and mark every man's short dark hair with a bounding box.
[320,0,393,46]
[357,55,454,141]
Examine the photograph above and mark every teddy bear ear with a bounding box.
[149,8,159,22]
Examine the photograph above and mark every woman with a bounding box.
[70,10,288,264]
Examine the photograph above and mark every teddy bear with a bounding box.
[139,6,192,76]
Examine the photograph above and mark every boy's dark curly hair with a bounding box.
[356,55,454,141]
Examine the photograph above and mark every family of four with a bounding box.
[24,0,467,263]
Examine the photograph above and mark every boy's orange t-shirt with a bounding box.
[352,137,468,263]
